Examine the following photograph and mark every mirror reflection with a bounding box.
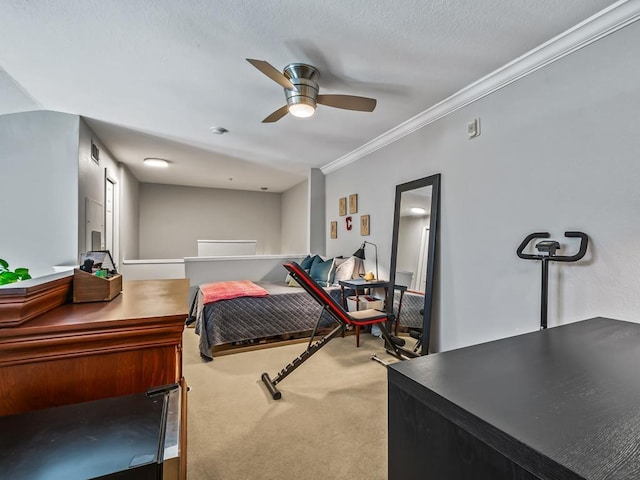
[388,174,440,355]
[395,187,432,293]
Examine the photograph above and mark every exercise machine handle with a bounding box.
[553,231,588,262]
[516,232,550,260]
[516,231,588,262]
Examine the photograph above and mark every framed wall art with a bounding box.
[349,194,358,214]
[339,197,347,216]
[330,221,338,239]
[361,215,370,236]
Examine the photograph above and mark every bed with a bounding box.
[193,281,346,359]
[394,290,425,330]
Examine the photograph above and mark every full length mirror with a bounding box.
[387,174,440,355]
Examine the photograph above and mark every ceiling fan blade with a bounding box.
[317,94,377,112]
[247,59,297,91]
[262,105,289,123]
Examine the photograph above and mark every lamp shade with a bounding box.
[288,103,315,118]
[353,244,366,260]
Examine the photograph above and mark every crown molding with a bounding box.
[321,0,640,175]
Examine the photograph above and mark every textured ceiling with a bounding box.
[0,0,618,192]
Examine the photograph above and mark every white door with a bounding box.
[104,175,119,270]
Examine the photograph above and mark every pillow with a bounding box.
[333,257,356,283]
[299,255,314,270]
[309,257,334,287]
[328,257,346,285]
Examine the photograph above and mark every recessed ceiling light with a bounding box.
[410,207,426,215]
[210,126,228,134]
[143,158,169,168]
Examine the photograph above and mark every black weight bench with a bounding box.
[261,261,418,400]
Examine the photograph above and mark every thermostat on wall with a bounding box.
[467,118,481,139]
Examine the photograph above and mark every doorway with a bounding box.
[105,173,120,269]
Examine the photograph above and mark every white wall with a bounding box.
[0,111,79,278]
[280,180,308,254]
[397,215,429,285]
[138,183,282,258]
[326,20,640,353]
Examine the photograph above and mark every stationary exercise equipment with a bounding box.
[517,231,589,329]
[260,261,418,400]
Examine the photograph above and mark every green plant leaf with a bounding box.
[0,260,31,284]
[0,271,18,283]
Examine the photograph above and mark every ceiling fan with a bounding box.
[247,59,377,123]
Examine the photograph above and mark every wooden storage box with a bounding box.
[73,269,122,303]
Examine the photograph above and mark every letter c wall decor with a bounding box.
[346,216,352,231]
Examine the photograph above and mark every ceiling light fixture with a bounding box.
[288,102,315,118]
[410,207,426,215]
[210,126,228,134]
[143,158,169,168]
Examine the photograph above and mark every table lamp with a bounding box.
[353,241,378,280]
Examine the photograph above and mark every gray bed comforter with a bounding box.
[194,282,344,359]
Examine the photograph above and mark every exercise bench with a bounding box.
[261,261,418,400]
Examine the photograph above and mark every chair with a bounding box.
[260,261,418,400]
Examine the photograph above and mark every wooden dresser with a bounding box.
[0,278,189,415]
[388,317,640,479]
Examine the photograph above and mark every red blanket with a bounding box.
[200,280,269,305]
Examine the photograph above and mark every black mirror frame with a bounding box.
[387,173,441,355]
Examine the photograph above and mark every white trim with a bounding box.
[184,254,307,263]
[196,239,257,243]
[321,0,640,174]
[122,258,185,264]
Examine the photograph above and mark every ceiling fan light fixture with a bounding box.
[143,157,169,168]
[410,207,426,215]
[288,103,316,118]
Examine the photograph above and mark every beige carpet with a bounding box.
[183,329,407,480]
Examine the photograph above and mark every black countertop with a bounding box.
[389,317,640,479]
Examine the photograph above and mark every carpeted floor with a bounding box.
[182,328,407,479]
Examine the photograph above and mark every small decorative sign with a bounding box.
[339,197,347,216]
[361,215,370,236]
[349,194,358,214]
[330,221,337,239]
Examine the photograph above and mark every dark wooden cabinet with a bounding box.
[0,278,189,479]
[388,317,640,480]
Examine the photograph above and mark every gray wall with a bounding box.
[78,119,122,261]
[326,21,640,353]
[280,180,308,254]
[138,183,282,258]
[0,111,79,278]
[309,168,326,255]
[119,164,140,261]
